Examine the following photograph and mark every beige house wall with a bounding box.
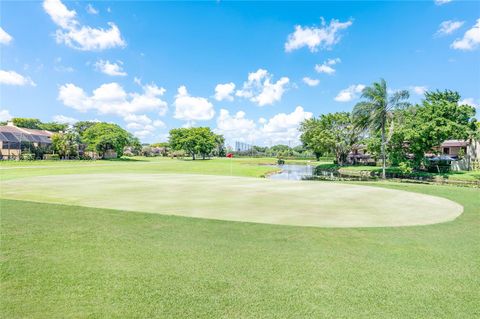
[442,146,466,156]
[0,141,21,159]
[452,140,480,171]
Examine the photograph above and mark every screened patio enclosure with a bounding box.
[0,126,53,160]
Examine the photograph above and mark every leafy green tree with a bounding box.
[126,133,142,155]
[73,121,97,136]
[82,123,130,158]
[352,79,410,178]
[363,118,407,166]
[270,145,290,153]
[400,90,477,167]
[12,118,42,129]
[197,128,217,159]
[10,118,67,132]
[51,130,80,159]
[213,134,226,157]
[252,145,268,153]
[300,112,361,165]
[169,128,197,159]
[150,142,170,148]
[292,145,306,154]
[168,127,217,160]
[300,118,324,160]
[11,118,67,132]
[39,122,68,132]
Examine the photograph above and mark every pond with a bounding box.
[267,164,315,180]
[267,164,374,182]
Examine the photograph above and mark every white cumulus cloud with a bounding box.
[0,109,13,121]
[0,27,13,45]
[435,0,452,5]
[451,19,480,51]
[410,86,428,95]
[459,98,479,109]
[315,58,341,75]
[214,82,236,101]
[302,77,320,87]
[285,18,352,52]
[261,106,313,145]
[0,70,36,86]
[54,57,75,73]
[262,106,313,134]
[215,109,257,142]
[174,86,215,122]
[236,69,290,106]
[124,114,153,125]
[436,20,464,36]
[123,114,165,138]
[58,82,167,117]
[86,4,98,15]
[334,84,365,102]
[215,106,313,146]
[53,115,78,124]
[95,60,127,76]
[43,0,125,51]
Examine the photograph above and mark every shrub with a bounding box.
[170,150,186,159]
[426,161,451,173]
[123,150,135,157]
[277,158,285,165]
[398,162,413,175]
[44,154,60,160]
[20,153,35,161]
[471,160,480,171]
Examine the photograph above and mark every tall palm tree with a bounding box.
[353,79,410,179]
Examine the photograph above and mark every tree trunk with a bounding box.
[381,118,386,179]
[192,153,195,160]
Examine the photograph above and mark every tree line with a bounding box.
[300,79,479,177]
[52,121,142,159]
[3,117,69,132]
[7,118,141,160]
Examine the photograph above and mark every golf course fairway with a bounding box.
[1,173,463,227]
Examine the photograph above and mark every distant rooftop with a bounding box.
[440,140,468,147]
[0,122,53,144]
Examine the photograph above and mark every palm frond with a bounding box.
[388,89,410,110]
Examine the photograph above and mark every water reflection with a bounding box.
[268,164,314,181]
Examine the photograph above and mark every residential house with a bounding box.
[429,139,479,171]
[0,122,53,160]
[347,144,375,165]
[436,140,468,158]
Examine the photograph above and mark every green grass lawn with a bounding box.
[1,158,479,318]
[0,157,280,181]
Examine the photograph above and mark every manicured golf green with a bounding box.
[1,158,479,318]
[1,173,463,227]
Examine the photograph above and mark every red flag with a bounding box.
[226,153,233,158]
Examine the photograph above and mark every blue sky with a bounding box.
[1,0,479,145]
